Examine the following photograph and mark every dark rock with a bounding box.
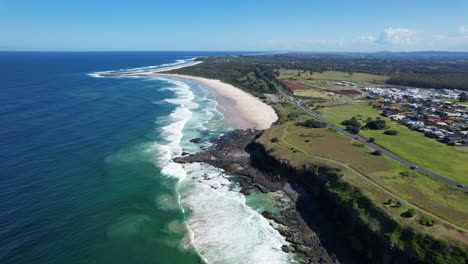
[262,211,287,226]
[190,138,202,143]
[173,129,338,263]
[239,187,252,195]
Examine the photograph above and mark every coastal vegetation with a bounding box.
[171,53,468,262]
[255,121,468,263]
[183,52,468,91]
[318,103,468,184]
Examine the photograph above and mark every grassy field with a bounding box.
[292,89,332,99]
[258,122,468,240]
[277,69,387,101]
[278,69,388,84]
[318,103,468,185]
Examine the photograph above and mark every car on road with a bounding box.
[457,184,465,188]
[410,166,419,170]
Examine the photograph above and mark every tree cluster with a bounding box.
[342,118,361,134]
[365,119,387,130]
[296,119,327,128]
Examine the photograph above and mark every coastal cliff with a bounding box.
[175,130,467,264]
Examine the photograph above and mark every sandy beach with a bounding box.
[158,74,278,129]
[98,60,278,129]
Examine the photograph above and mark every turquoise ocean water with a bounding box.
[0,52,292,264]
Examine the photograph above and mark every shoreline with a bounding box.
[157,73,278,130]
[100,66,278,130]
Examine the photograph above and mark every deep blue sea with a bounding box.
[0,52,292,264]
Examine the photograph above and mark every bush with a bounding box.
[401,208,417,218]
[372,150,382,156]
[347,125,360,134]
[270,137,279,143]
[368,137,375,142]
[342,118,361,134]
[400,171,410,177]
[419,215,435,227]
[297,119,327,128]
[342,118,361,127]
[384,130,398,136]
[366,119,387,130]
[460,92,468,102]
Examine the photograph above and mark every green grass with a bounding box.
[293,89,331,99]
[278,69,388,83]
[318,103,468,185]
[258,122,468,233]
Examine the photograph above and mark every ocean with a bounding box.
[0,52,291,263]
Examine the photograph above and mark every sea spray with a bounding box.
[92,62,292,263]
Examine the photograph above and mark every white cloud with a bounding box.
[354,35,377,43]
[459,25,468,34]
[377,27,417,45]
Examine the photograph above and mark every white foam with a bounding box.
[179,163,292,264]
[97,66,291,262]
[87,73,103,78]
[88,58,197,77]
[152,78,196,182]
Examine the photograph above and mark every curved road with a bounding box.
[276,87,467,192]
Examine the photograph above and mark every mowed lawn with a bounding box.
[259,122,468,229]
[318,103,468,185]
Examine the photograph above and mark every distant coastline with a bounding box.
[99,61,278,130]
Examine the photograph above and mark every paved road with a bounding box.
[275,87,468,192]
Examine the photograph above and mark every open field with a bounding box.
[277,70,388,101]
[258,122,468,239]
[292,89,332,99]
[278,69,388,84]
[317,103,468,185]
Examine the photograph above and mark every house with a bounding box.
[427,118,441,124]
[390,114,405,121]
[436,122,448,127]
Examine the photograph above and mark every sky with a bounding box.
[1,0,468,52]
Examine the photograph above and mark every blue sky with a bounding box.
[1,0,468,51]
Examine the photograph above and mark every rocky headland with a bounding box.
[174,129,361,264]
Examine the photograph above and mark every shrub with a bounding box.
[365,119,387,130]
[384,130,398,136]
[460,92,468,102]
[297,119,327,128]
[368,137,375,142]
[401,208,417,218]
[400,171,410,177]
[270,137,279,143]
[372,150,382,156]
[342,118,361,134]
[419,215,435,227]
[347,125,360,134]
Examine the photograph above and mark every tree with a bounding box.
[401,208,416,218]
[460,92,468,102]
[347,125,360,134]
[384,130,398,136]
[342,118,361,134]
[366,119,387,130]
[297,119,327,128]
